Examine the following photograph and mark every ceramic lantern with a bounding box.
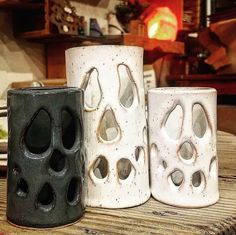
[7,87,85,228]
[148,87,219,208]
[66,45,150,208]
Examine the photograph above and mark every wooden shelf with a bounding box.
[11,79,67,88]
[6,0,51,40]
[25,34,184,55]
[17,29,53,40]
[209,6,236,24]
[123,35,184,63]
[0,1,44,10]
[45,35,184,78]
[168,74,236,81]
[167,74,236,95]
[25,34,124,43]
[43,34,185,78]
[0,0,185,78]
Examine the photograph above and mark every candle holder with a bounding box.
[148,87,219,208]
[7,87,85,228]
[66,45,150,208]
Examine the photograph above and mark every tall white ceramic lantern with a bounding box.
[148,87,219,208]
[66,45,150,208]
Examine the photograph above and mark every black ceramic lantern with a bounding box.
[7,87,85,228]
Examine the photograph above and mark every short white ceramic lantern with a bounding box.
[66,45,150,208]
[148,87,219,208]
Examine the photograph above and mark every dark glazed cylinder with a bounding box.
[7,87,85,228]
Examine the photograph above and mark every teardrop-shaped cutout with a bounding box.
[164,104,183,140]
[209,157,217,178]
[118,64,138,108]
[192,171,201,187]
[92,156,108,179]
[178,141,195,162]
[192,171,205,188]
[169,169,184,187]
[49,150,66,173]
[82,68,102,111]
[61,109,77,149]
[24,109,51,154]
[135,146,145,163]
[162,160,167,169]
[36,183,55,211]
[67,177,81,205]
[192,104,208,138]
[16,178,28,198]
[117,158,133,180]
[150,143,158,159]
[97,107,120,142]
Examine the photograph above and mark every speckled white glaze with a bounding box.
[66,45,150,208]
[148,87,219,208]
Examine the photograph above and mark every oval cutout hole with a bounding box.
[93,156,108,179]
[158,159,167,171]
[49,150,66,173]
[162,160,167,169]
[24,109,51,154]
[98,107,120,142]
[169,169,184,187]
[37,183,55,211]
[117,158,133,180]
[82,68,102,110]
[192,171,205,188]
[16,178,28,198]
[67,177,81,205]
[209,157,217,178]
[193,104,208,138]
[179,142,194,161]
[62,109,77,149]
[164,104,183,140]
[118,64,138,108]
[135,146,145,163]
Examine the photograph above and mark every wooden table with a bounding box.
[0,131,236,234]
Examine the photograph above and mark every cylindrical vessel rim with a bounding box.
[8,87,82,95]
[148,87,216,95]
[66,45,143,53]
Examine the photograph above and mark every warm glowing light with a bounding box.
[146,7,178,41]
[148,22,159,38]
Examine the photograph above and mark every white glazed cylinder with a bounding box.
[66,45,150,208]
[148,87,219,208]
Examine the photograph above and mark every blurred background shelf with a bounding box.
[45,34,184,78]
[0,0,184,78]
[167,74,236,95]
[167,73,236,136]
[11,79,67,88]
[0,1,44,10]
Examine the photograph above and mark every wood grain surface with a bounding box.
[0,131,236,234]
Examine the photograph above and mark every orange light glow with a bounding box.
[146,7,178,41]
